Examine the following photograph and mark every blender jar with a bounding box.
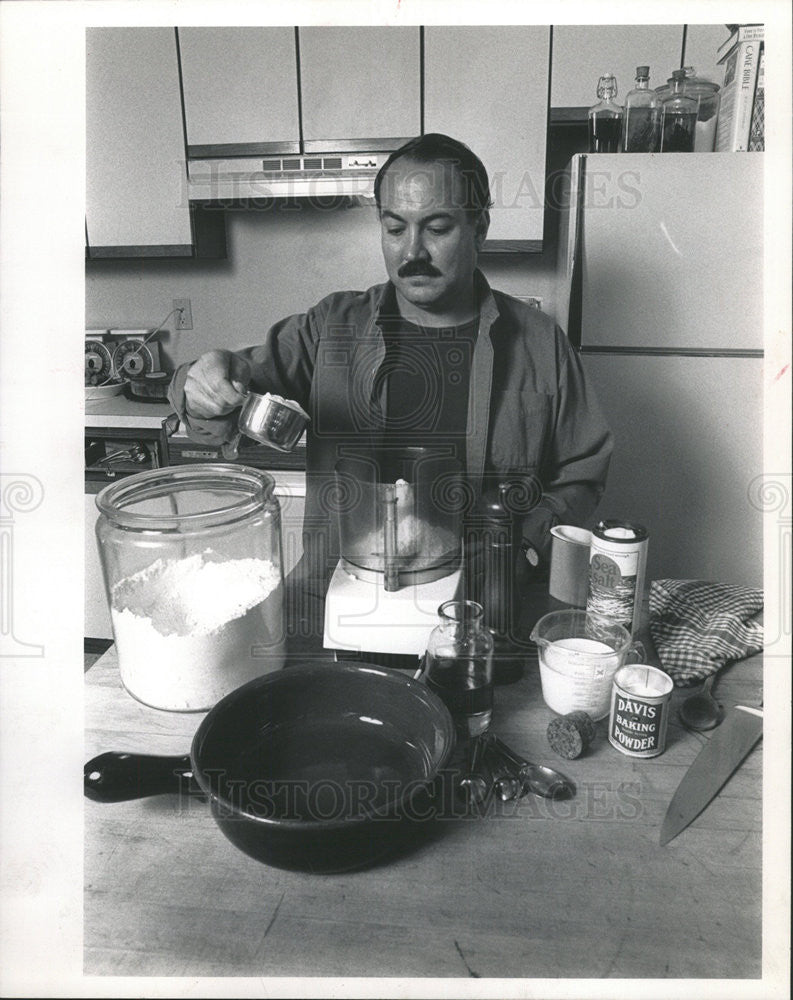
[334,447,463,590]
[95,464,285,711]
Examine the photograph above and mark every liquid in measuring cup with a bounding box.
[538,636,621,720]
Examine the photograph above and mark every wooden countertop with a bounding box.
[84,634,763,980]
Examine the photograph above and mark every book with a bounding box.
[715,39,762,151]
[717,24,765,61]
[748,45,765,151]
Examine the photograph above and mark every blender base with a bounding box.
[323,561,462,657]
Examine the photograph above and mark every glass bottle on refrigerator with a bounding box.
[656,67,721,152]
[588,74,623,153]
[660,68,698,152]
[622,66,661,152]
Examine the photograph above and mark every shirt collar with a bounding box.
[373,269,501,335]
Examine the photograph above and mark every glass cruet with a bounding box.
[423,600,494,740]
[588,73,624,153]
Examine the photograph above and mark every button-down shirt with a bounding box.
[168,271,613,573]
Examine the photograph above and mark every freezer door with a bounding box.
[564,153,763,352]
[582,353,763,587]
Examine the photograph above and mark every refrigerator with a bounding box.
[557,153,764,587]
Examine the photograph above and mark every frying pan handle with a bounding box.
[84,751,197,802]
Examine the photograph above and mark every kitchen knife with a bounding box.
[660,704,763,846]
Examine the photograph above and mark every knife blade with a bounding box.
[660,704,763,845]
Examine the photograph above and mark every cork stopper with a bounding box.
[547,711,597,759]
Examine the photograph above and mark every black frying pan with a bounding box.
[85,661,456,873]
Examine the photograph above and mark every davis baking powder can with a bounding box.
[586,520,648,634]
[608,664,674,758]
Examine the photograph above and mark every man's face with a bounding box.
[378,157,489,318]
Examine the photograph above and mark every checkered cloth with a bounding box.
[648,579,764,686]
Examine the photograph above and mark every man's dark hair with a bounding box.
[373,133,493,217]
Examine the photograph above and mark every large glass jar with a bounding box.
[424,600,494,740]
[95,464,285,711]
[657,67,720,152]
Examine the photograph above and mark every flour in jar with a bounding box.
[110,550,284,711]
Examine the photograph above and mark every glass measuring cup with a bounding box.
[530,610,632,720]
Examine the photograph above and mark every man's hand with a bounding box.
[183,350,251,419]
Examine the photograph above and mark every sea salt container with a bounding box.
[95,464,285,711]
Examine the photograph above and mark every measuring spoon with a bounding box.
[488,735,575,800]
[482,740,522,801]
[678,674,725,731]
[457,734,489,805]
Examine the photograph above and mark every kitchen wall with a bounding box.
[85,132,582,368]
[85,209,564,371]
[86,203,556,369]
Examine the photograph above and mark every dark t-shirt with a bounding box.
[373,315,479,463]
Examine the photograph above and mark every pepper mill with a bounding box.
[464,477,537,683]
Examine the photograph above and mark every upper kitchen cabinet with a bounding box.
[550,25,683,115]
[425,26,550,248]
[86,28,195,257]
[298,27,421,150]
[178,27,300,156]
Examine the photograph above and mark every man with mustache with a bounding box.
[169,133,613,639]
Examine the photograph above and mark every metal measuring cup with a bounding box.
[221,391,309,460]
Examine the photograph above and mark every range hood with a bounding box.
[186,149,396,203]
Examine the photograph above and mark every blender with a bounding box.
[322,446,465,662]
